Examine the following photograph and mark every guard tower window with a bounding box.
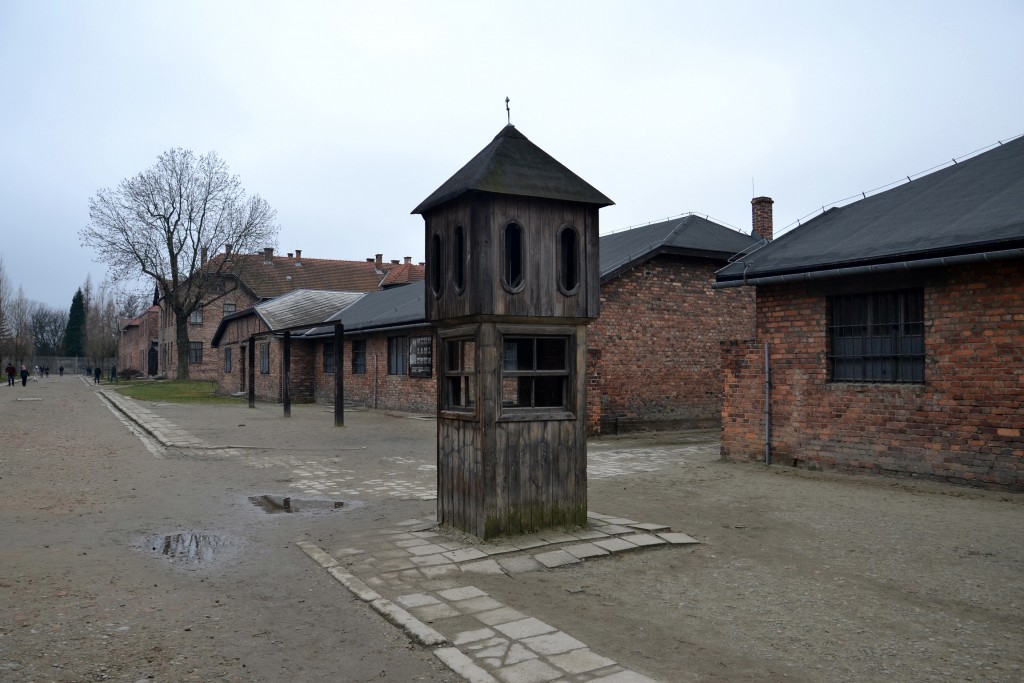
[430,233,443,296]
[501,336,569,409]
[502,223,524,290]
[558,225,579,293]
[443,338,476,411]
[454,225,466,292]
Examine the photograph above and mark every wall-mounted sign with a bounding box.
[409,335,433,378]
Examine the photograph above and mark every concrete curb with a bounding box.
[432,647,499,683]
[297,541,449,650]
[98,391,173,447]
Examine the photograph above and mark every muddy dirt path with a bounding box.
[0,377,457,682]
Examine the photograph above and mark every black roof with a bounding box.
[600,214,761,282]
[301,281,427,338]
[412,125,613,215]
[717,135,1024,283]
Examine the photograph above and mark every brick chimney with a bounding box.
[404,256,412,265]
[375,253,383,270]
[295,249,301,259]
[225,244,233,257]
[752,196,774,242]
[264,247,274,262]
[201,246,208,265]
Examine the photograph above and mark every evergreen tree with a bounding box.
[64,288,86,356]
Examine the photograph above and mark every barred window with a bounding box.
[829,289,924,383]
[387,336,408,375]
[223,302,236,315]
[259,342,270,374]
[224,347,232,373]
[352,339,367,374]
[323,343,335,374]
[188,341,203,364]
[501,336,569,408]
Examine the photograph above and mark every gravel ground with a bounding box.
[2,375,1022,682]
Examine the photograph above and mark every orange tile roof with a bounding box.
[205,251,424,298]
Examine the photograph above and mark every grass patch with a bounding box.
[113,379,243,404]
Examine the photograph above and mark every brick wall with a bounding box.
[589,255,756,434]
[160,290,258,380]
[721,261,1024,490]
[312,329,437,414]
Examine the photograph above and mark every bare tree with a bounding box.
[29,302,69,357]
[0,254,11,363]
[116,288,149,322]
[8,286,33,364]
[81,148,278,379]
[85,284,120,369]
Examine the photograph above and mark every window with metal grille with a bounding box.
[188,341,203,364]
[387,336,408,375]
[501,336,569,408]
[323,343,335,374]
[224,347,232,373]
[443,338,476,411]
[223,302,236,315]
[259,343,270,374]
[828,289,924,383]
[352,339,366,374]
[189,307,203,324]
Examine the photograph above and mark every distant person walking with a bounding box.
[20,365,29,387]
[94,366,101,385]
[5,362,14,386]
[59,365,64,377]
[110,365,117,384]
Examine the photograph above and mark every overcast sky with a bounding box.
[2,0,1022,310]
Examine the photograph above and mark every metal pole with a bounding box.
[248,337,255,408]
[764,341,771,465]
[283,331,291,417]
[334,323,344,427]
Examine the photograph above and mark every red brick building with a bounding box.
[118,305,160,376]
[716,136,1024,490]
[591,214,760,433]
[156,249,423,381]
[210,217,762,434]
[211,283,436,413]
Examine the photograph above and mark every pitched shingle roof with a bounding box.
[380,262,426,288]
[412,125,613,215]
[716,134,1024,284]
[600,214,761,282]
[254,289,365,331]
[301,281,427,337]
[207,252,423,299]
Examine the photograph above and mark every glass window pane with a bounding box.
[503,338,532,371]
[536,338,566,370]
[534,376,564,407]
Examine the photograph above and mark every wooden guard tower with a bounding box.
[413,125,613,539]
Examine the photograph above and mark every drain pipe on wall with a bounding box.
[764,341,772,465]
[373,353,379,410]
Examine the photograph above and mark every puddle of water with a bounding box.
[249,495,348,514]
[147,532,234,565]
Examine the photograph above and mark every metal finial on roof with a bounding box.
[505,97,510,125]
